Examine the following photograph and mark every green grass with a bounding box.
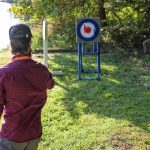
[0,50,11,66]
[0,50,150,150]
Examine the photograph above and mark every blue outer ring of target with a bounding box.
[77,18,100,42]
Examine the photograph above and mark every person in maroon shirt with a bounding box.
[0,24,55,150]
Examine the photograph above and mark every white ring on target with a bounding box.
[80,22,96,38]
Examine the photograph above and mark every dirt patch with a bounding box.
[111,132,133,150]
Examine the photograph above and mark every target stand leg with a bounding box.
[97,42,101,81]
[77,42,101,81]
[78,43,82,80]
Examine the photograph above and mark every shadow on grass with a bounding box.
[48,52,150,133]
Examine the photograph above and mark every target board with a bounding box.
[76,18,100,42]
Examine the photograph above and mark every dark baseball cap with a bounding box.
[9,24,32,40]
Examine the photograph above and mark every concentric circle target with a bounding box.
[77,19,100,42]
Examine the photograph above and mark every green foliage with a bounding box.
[31,28,43,50]
[105,0,150,50]
[10,0,150,52]
[48,33,72,49]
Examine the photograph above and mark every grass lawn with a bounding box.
[0,50,150,150]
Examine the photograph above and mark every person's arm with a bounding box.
[0,105,4,117]
[0,82,5,118]
[47,72,55,90]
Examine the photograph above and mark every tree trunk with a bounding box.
[98,0,106,21]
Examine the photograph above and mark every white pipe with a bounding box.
[43,19,48,67]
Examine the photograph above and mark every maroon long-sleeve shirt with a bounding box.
[0,55,54,142]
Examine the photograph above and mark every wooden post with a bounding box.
[43,19,48,67]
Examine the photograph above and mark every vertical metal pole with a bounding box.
[97,42,100,80]
[92,42,94,53]
[81,42,84,54]
[43,19,48,67]
[78,43,81,80]
[94,42,97,53]
[81,43,84,72]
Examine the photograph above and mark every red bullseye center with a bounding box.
[84,26,91,33]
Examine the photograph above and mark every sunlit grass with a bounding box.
[39,52,149,150]
[101,63,118,72]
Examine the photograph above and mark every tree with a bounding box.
[98,0,106,21]
[10,0,150,50]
